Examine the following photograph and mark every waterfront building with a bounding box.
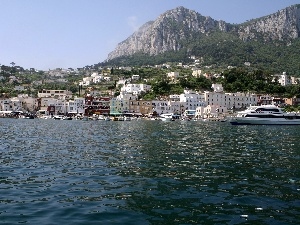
[203,84,257,110]
[283,96,300,106]
[110,91,138,115]
[17,95,39,112]
[180,90,206,111]
[204,91,257,110]
[129,100,152,115]
[66,97,85,115]
[85,95,110,116]
[0,99,13,112]
[49,99,67,115]
[257,95,273,105]
[152,100,172,115]
[168,94,182,114]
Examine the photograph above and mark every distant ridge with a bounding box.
[106,5,300,61]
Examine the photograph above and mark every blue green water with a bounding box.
[0,118,299,224]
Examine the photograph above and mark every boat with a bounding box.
[230,105,300,125]
[62,116,72,120]
[159,113,174,121]
[52,115,64,120]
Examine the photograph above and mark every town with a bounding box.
[0,63,299,120]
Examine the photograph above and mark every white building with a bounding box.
[0,99,13,112]
[14,86,25,91]
[278,72,291,86]
[66,97,85,114]
[168,94,181,114]
[110,91,138,114]
[37,90,73,99]
[131,75,140,80]
[152,100,172,115]
[196,105,228,118]
[192,69,202,77]
[203,91,257,110]
[212,84,223,93]
[45,99,67,115]
[80,77,93,86]
[179,90,206,112]
[121,84,152,95]
[103,76,112,81]
[167,72,179,82]
[91,73,103,83]
[116,79,129,87]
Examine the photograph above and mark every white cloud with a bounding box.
[127,16,139,32]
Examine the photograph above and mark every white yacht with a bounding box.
[230,105,300,125]
[159,113,174,121]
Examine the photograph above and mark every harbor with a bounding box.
[0,118,299,224]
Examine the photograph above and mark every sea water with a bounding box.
[0,118,299,224]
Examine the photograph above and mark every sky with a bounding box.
[0,0,299,70]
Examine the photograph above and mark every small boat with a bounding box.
[159,113,174,121]
[53,115,64,120]
[124,116,131,121]
[230,105,300,125]
[62,116,72,120]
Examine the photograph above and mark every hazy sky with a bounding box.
[0,0,299,70]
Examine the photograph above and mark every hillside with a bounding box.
[102,5,300,75]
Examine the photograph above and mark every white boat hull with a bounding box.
[230,117,300,125]
[160,117,172,121]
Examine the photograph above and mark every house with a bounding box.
[121,84,151,95]
[278,72,291,86]
[80,77,93,86]
[192,69,202,77]
[131,75,140,80]
[103,76,112,81]
[167,72,179,82]
[212,84,223,93]
[14,85,25,91]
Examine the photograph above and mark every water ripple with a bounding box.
[0,118,299,224]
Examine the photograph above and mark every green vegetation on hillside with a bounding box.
[100,32,300,76]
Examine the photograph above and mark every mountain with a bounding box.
[104,5,300,74]
[107,6,231,60]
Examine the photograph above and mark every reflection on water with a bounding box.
[0,118,299,224]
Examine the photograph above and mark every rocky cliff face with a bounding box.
[238,5,300,41]
[107,7,229,60]
[107,5,300,60]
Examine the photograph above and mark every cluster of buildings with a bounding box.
[1,66,300,118]
[1,80,298,119]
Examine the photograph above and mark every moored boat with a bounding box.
[159,113,174,121]
[230,105,300,125]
